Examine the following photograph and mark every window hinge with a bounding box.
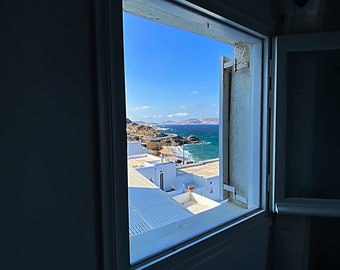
[223,59,234,69]
[233,58,249,72]
[223,184,236,199]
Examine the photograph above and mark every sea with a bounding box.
[160,124,219,162]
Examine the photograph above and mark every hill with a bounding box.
[161,118,218,125]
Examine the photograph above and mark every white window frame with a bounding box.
[95,0,271,269]
[97,0,340,268]
[120,0,270,267]
[271,31,340,216]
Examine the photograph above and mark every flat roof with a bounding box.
[127,158,248,263]
[177,160,219,178]
[128,155,160,168]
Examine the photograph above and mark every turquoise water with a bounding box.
[162,124,219,162]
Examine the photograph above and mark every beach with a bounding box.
[159,145,175,156]
[159,146,182,163]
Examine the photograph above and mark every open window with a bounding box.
[100,1,340,268]
[271,31,340,216]
[122,0,268,266]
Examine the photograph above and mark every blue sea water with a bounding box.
[161,124,219,162]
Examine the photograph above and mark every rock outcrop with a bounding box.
[187,135,199,143]
[126,123,166,138]
[126,123,201,148]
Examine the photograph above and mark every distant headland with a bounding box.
[126,117,219,126]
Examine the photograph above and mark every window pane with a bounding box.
[285,50,340,199]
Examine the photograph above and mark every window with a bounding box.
[100,2,340,268]
[272,31,340,216]
[122,0,268,266]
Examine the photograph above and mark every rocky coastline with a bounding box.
[126,122,201,156]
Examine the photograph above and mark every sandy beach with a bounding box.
[159,146,176,156]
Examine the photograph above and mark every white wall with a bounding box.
[137,162,177,192]
[127,142,148,156]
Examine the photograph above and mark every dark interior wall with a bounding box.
[189,0,340,35]
[265,1,340,269]
[188,0,276,35]
[0,1,99,270]
[149,215,271,270]
[308,217,340,270]
[276,0,340,34]
[269,215,311,270]
[271,216,340,270]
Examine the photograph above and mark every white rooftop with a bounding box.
[177,160,219,178]
[127,161,250,263]
[128,168,193,237]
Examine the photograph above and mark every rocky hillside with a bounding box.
[126,123,200,146]
[126,123,166,139]
[160,118,219,125]
[175,118,219,124]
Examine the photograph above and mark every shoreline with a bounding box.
[159,145,176,156]
[159,145,196,163]
[128,123,219,162]
[158,146,182,163]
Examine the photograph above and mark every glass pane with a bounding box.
[285,49,340,199]
[123,9,262,263]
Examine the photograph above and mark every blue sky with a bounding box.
[123,12,232,123]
